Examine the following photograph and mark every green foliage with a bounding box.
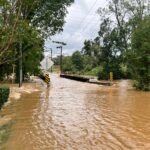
[84,67,101,76]
[61,1,149,88]
[57,0,149,91]
[95,0,149,83]
[15,0,74,37]
[0,0,74,81]
[72,51,84,71]
[62,51,85,73]
[120,64,131,79]
[129,16,150,91]
[94,18,124,80]
[97,60,122,80]
[0,87,10,109]
[82,41,99,67]
[62,56,74,72]
[61,51,99,76]
[82,40,92,56]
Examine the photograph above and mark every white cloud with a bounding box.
[45,0,107,57]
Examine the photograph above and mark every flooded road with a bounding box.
[1,74,150,150]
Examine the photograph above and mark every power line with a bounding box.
[77,0,99,29]
[68,0,99,40]
[67,1,110,44]
[83,1,107,28]
[50,1,112,51]
[76,12,116,42]
[78,1,109,35]
[50,1,108,47]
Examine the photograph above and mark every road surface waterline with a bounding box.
[1,74,150,150]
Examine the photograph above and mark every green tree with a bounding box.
[0,0,74,81]
[21,0,74,37]
[82,40,100,67]
[96,0,149,82]
[82,40,92,56]
[97,19,123,79]
[72,51,84,71]
[97,0,150,60]
[129,16,150,91]
[0,0,74,64]
[62,56,74,73]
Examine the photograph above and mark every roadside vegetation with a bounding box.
[0,0,74,82]
[0,87,10,109]
[58,0,150,91]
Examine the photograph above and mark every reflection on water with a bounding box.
[1,75,150,150]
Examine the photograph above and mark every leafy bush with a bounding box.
[98,62,123,80]
[85,67,102,76]
[0,87,10,109]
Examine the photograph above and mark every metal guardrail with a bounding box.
[60,74,113,86]
[60,74,90,82]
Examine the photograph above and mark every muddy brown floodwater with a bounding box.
[1,74,150,150]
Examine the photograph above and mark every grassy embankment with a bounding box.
[53,65,98,78]
[0,86,12,147]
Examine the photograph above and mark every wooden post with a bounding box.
[110,72,113,81]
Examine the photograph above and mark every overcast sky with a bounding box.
[45,0,107,57]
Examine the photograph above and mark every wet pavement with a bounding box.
[1,74,150,150]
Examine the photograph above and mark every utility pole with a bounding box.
[52,41,66,46]
[19,41,22,87]
[60,46,62,73]
[57,46,63,74]
[50,48,53,73]
[53,41,66,74]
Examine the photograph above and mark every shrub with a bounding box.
[0,87,10,109]
[85,67,102,76]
